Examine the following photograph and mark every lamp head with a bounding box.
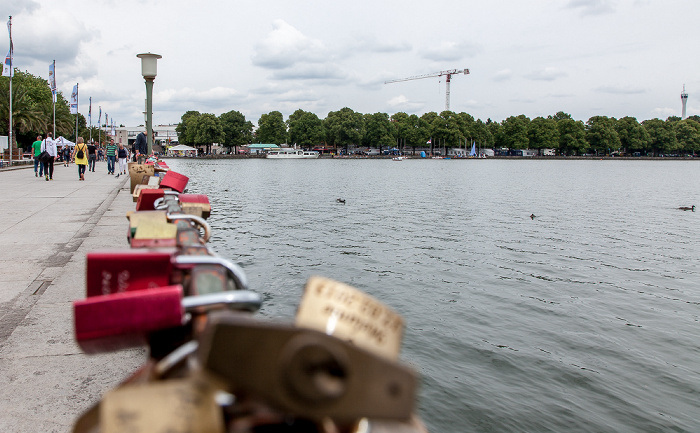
[137,53,162,79]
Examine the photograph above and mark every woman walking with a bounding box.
[117,143,129,175]
[73,137,89,180]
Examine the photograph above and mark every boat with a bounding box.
[266,148,320,159]
[392,156,407,161]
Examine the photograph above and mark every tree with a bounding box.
[642,118,677,156]
[557,118,588,155]
[219,110,253,153]
[287,109,324,149]
[471,119,493,149]
[586,116,620,155]
[615,116,649,154]
[362,112,394,153]
[549,111,572,121]
[175,111,201,146]
[501,115,530,150]
[256,111,287,144]
[324,107,364,153]
[674,119,700,155]
[486,118,504,148]
[193,113,224,154]
[528,116,559,153]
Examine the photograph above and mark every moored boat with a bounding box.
[266,148,320,159]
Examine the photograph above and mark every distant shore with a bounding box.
[162,154,699,161]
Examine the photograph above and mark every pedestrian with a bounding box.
[106,138,117,174]
[62,145,71,167]
[73,137,88,181]
[134,129,147,161]
[117,142,129,175]
[41,132,57,181]
[97,147,103,162]
[87,140,97,172]
[32,135,43,178]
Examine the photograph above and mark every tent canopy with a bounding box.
[54,136,75,147]
[168,144,197,152]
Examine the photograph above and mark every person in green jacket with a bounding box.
[32,135,43,177]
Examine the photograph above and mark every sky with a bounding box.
[2,0,698,128]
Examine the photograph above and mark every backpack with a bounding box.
[76,146,84,159]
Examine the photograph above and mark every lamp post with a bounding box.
[137,52,162,156]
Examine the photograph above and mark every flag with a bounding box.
[105,113,108,128]
[2,18,11,78]
[111,119,115,136]
[70,84,78,114]
[98,106,102,125]
[88,97,92,126]
[49,63,56,92]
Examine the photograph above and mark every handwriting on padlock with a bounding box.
[296,276,404,361]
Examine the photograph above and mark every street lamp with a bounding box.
[137,52,162,156]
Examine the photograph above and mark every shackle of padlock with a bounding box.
[183,290,261,314]
[174,254,249,292]
[153,191,180,210]
[166,213,211,243]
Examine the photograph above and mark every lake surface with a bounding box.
[165,158,700,432]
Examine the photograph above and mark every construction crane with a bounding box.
[384,68,470,112]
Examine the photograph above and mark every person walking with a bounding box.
[117,142,129,175]
[41,132,57,181]
[106,138,117,174]
[87,140,97,172]
[73,137,88,181]
[32,135,43,178]
[134,129,147,161]
[62,145,71,167]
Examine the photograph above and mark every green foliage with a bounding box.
[642,118,677,155]
[362,112,394,150]
[256,111,287,144]
[586,116,620,154]
[615,116,650,153]
[175,111,201,146]
[219,110,253,149]
[557,119,588,155]
[502,115,530,149]
[287,109,324,148]
[673,119,700,154]
[193,113,224,148]
[324,107,364,150]
[528,117,559,150]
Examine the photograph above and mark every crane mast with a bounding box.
[384,68,469,111]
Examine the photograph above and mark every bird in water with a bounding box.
[678,205,695,211]
[530,214,536,219]
[336,198,346,204]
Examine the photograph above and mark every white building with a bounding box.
[113,125,179,152]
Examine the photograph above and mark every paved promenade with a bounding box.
[0,161,146,432]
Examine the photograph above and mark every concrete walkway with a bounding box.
[0,161,146,432]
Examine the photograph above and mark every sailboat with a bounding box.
[469,142,477,158]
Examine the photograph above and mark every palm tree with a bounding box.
[0,82,46,148]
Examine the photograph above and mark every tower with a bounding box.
[681,85,688,119]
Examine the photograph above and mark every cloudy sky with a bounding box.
[2,0,698,127]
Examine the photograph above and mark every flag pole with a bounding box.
[7,16,13,167]
[88,97,92,143]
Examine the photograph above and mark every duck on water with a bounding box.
[678,205,695,211]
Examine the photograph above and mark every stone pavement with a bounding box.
[0,161,146,432]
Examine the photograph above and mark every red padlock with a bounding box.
[135,188,165,211]
[160,170,189,193]
[73,285,185,353]
[85,249,177,297]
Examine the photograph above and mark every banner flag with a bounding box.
[1,48,11,77]
[49,63,56,92]
[70,84,78,114]
[98,106,102,125]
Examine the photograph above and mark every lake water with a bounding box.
[165,157,700,432]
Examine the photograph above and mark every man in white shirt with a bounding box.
[41,132,57,181]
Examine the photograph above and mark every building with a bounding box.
[113,125,179,153]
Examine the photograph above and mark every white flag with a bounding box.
[1,48,12,77]
[70,84,78,114]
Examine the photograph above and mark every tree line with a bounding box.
[177,108,700,156]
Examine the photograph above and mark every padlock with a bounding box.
[85,249,177,297]
[75,285,262,353]
[179,194,212,219]
[126,210,178,248]
[86,249,249,297]
[74,285,185,353]
[160,170,189,193]
[198,314,417,424]
[135,188,166,211]
[128,162,155,194]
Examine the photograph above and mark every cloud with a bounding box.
[493,69,513,82]
[252,19,329,70]
[419,41,480,62]
[155,86,245,114]
[353,37,412,54]
[565,0,616,16]
[270,63,347,81]
[594,85,645,94]
[386,95,424,111]
[525,67,567,81]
